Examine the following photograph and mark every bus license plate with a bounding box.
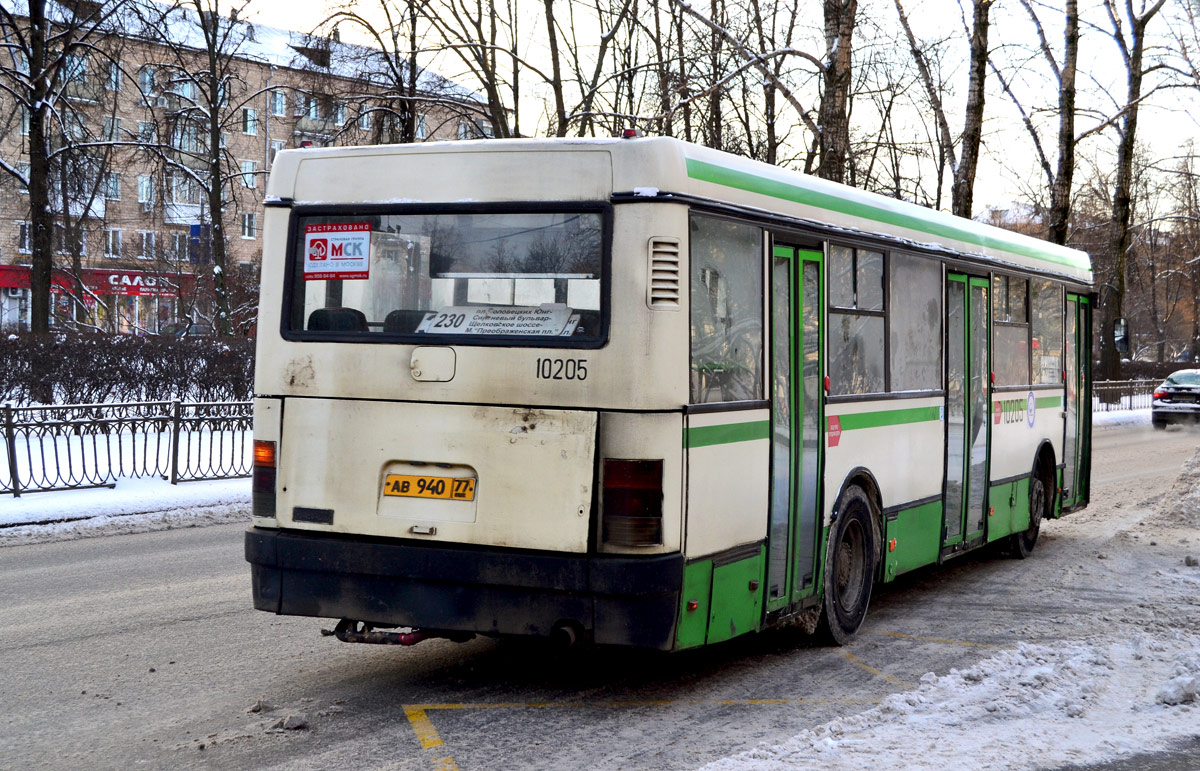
[383,474,476,501]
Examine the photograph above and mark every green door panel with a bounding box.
[883,501,943,581]
[675,560,713,650]
[707,549,765,644]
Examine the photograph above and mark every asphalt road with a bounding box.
[0,424,1195,770]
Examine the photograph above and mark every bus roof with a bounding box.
[269,136,1092,285]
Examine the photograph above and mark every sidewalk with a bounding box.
[0,475,249,547]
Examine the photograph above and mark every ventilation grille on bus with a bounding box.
[647,238,681,309]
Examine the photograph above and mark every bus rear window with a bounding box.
[286,210,605,344]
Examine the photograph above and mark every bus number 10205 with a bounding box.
[536,358,588,381]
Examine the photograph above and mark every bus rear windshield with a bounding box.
[286,210,605,344]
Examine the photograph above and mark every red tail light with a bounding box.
[1154,390,1167,399]
[602,459,663,546]
[252,440,277,519]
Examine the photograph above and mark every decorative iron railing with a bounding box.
[1092,380,1158,412]
[1,400,251,496]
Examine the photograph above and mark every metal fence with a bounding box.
[1092,379,1158,411]
[1,400,252,497]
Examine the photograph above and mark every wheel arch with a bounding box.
[1032,439,1058,516]
[832,466,884,568]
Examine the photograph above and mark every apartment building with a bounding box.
[0,2,483,333]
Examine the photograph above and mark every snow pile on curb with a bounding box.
[703,632,1200,771]
[1092,408,1150,429]
[1154,448,1200,529]
[0,476,249,546]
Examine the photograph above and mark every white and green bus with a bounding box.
[246,136,1092,649]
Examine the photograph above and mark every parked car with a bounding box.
[1151,369,1200,429]
[159,321,212,338]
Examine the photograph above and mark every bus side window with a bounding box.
[689,215,764,404]
[828,244,885,395]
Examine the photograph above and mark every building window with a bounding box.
[333,102,346,125]
[269,139,285,164]
[358,108,372,131]
[170,232,188,259]
[137,174,154,204]
[240,160,256,188]
[18,222,30,253]
[139,66,156,95]
[104,229,122,258]
[138,121,155,142]
[241,212,257,239]
[138,231,156,261]
[64,54,87,86]
[416,113,427,140]
[17,163,28,193]
[167,172,198,204]
[270,89,285,116]
[103,116,122,140]
[101,172,120,200]
[171,123,199,153]
[106,60,121,91]
[20,107,29,135]
[242,107,257,135]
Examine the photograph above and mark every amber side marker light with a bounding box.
[252,440,277,519]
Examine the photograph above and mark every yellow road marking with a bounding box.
[402,697,879,712]
[865,630,1009,649]
[400,696,884,768]
[840,650,909,685]
[404,706,460,770]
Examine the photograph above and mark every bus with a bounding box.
[245,136,1092,650]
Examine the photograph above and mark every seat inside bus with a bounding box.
[307,307,369,332]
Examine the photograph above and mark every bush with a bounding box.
[0,332,255,406]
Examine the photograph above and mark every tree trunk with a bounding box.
[816,0,856,182]
[27,0,53,335]
[951,0,992,218]
[1048,0,1078,246]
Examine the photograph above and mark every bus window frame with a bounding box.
[827,241,889,399]
[278,200,614,350]
[991,272,1032,387]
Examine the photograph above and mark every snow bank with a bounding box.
[704,632,1200,771]
[1092,408,1151,429]
[0,476,248,546]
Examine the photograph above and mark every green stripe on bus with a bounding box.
[685,158,1089,273]
[686,420,771,448]
[1036,395,1062,409]
[837,406,941,431]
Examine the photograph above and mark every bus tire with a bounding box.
[1011,470,1048,560]
[817,486,877,646]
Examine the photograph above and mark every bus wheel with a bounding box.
[1011,472,1047,560]
[818,486,876,645]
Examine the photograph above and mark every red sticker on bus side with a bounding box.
[827,416,842,447]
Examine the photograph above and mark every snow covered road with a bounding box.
[0,423,1196,770]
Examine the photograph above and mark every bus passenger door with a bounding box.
[767,245,823,613]
[1062,295,1090,509]
[943,274,990,550]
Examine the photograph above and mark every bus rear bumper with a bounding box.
[245,527,683,650]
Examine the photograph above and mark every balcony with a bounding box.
[163,202,202,226]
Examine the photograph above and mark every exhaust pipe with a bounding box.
[550,621,582,650]
[323,619,473,646]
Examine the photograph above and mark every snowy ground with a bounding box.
[706,422,1200,771]
[0,475,249,547]
[3,407,1197,771]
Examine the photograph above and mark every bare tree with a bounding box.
[893,0,993,217]
[134,0,269,336]
[1096,0,1169,380]
[0,0,131,334]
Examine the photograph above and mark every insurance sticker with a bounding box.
[304,223,371,281]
